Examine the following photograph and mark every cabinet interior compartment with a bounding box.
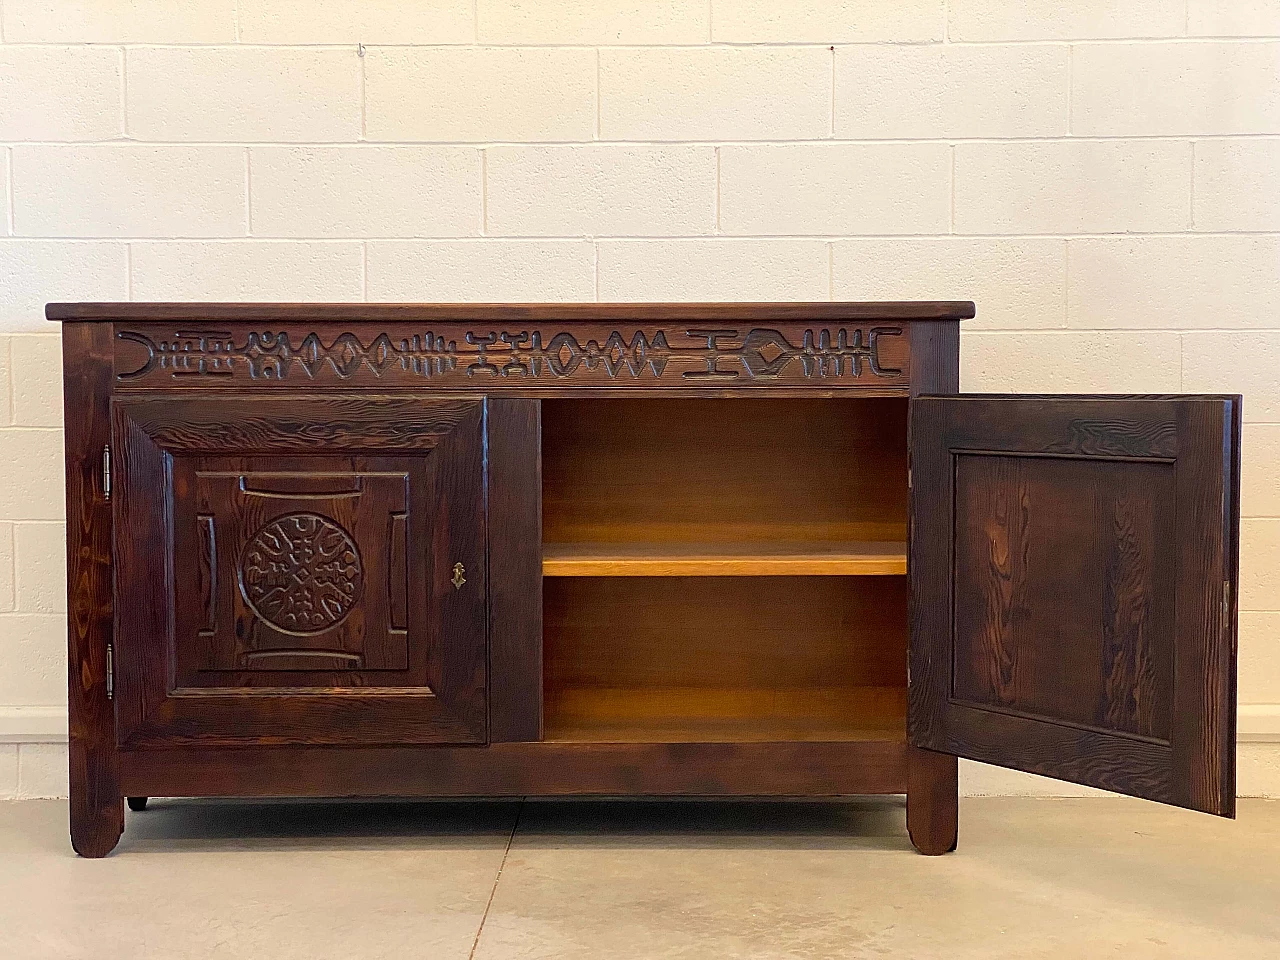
[542,396,908,558]
[543,575,907,742]
[541,397,909,743]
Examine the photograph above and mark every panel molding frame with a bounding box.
[109,394,489,749]
[946,447,1178,745]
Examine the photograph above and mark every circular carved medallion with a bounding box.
[240,513,363,634]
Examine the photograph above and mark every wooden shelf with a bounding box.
[543,686,907,743]
[542,540,907,577]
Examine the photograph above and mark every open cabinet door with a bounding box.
[909,396,1241,816]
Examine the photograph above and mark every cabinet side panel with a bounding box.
[64,322,123,857]
[488,398,543,742]
[906,320,960,852]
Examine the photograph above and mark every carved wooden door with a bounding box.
[112,396,487,748]
[909,396,1241,816]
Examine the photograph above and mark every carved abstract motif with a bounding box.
[239,513,363,635]
[116,326,905,383]
[197,514,216,637]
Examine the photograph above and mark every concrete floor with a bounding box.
[0,797,1277,959]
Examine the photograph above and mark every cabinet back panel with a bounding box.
[544,575,907,741]
[542,398,908,544]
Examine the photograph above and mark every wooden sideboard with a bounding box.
[52,302,1241,857]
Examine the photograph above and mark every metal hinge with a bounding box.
[1223,580,1233,625]
[105,643,114,700]
[102,445,112,501]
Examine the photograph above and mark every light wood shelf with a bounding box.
[542,540,907,577]
[543,686,907,743]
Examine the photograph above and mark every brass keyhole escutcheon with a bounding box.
[451,562,466,590]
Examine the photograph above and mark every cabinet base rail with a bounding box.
[77,740,958,857]
[118,740,913,798]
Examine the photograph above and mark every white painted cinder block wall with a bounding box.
[0,0,1278,800]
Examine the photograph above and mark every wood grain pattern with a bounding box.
[1169,399,1241,817]
[64,322,123,858]
[908,395,1240,816]
[107,322,914,392]
[541,540,907,577]
[951,453,1175,741]
[118,739,910,798]
[926,396,1182,459]
[907,321,960,398]
[112,396,489,748]
[487,398,543,743]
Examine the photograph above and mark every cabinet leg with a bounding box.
[69,744,123,858]
[907,744,958,856]
[127,797,149,812]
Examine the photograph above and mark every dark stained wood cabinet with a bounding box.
[53,302,1241,858]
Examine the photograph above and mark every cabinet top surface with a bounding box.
[47,301,975,323]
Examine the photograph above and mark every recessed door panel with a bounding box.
[180,461,412,679]
[950,452,1176,742]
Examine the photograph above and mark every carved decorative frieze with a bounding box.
[114,324,910,389]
